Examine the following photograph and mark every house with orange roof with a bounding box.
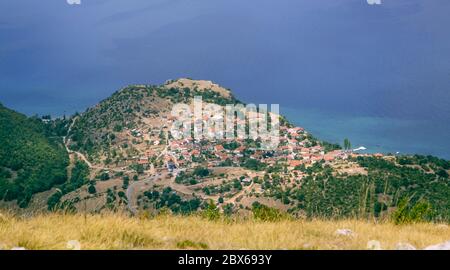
[138,156,148,165]
[324,154,335,162]
[288,160,303,168]
[214,144,225,152]
[234,145,246,153]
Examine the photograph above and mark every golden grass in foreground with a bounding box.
[0,212,448,250]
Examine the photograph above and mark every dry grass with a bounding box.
[0,211,448,250]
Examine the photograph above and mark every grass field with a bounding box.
[0,211,448,250]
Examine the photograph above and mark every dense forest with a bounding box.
[0,103,69,207]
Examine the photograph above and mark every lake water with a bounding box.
[0,0,449,159]
[282,106,450,159]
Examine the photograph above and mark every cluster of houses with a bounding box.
[275,126,349,169]
[159,124,351,172]
[128,117,354,177]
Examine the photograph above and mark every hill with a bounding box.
[58,79,450,222]
[0,79,449,224]
[66,78,240,162]
[0,104,69,207]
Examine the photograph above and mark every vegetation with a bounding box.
[1,81,449,227]
[0,104,69,207]
[343,138,352,151]
[175,167,211,185]
[222,141,240,151]
[67,82,241,160]
[290,156,450,222]
[252,202,289,222]
[202,200,221,221]
[242,158,267,171]
[0,211,449,250]
[88,184,97,194]
[143,187,201,214]
[391,198,433,225]
[176,240,208,250]
[322,141,342,153]
[47,160,90,210]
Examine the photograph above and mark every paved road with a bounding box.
[126,167,165,215]
[64,122,254,213]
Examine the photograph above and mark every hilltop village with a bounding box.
[2,79,447,222]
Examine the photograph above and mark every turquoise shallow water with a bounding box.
[282,107,450,160]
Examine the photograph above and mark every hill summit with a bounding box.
[164,78,233,99]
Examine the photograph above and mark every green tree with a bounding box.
[343,138,352,151]
[203,200,220,221]
[223,203,234,216]
[122,176,130,189]
[193,167,210,177]
[0,104,69,207]
[88,184,97,194]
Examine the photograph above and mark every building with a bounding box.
[138,157,148,165]
[288,160,303,168]
[167,161,177,172]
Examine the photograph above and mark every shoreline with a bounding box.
[282,106,450,160]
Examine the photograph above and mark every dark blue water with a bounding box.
[0,0,449,158]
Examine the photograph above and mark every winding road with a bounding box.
[64,119,253,214]
[125,163,161,214]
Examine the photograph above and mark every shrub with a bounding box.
[176,240,208,250]
[47,191,63,211]
[88,184,97,194]
[436,169,449,178]
[193,167,210,177]
[223,203,234,216]
[242,158,266,171]
[122,176,130,189]
[391,198,433,224]
[202,200,220,221]
[189,179,198,185]
[99,172,110,181]
[252,202,288,222]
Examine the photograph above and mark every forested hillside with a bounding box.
[0,103,69,207]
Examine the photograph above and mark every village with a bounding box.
[99,112,378,215]
[129,120,353,174]
[58,80,377,214]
